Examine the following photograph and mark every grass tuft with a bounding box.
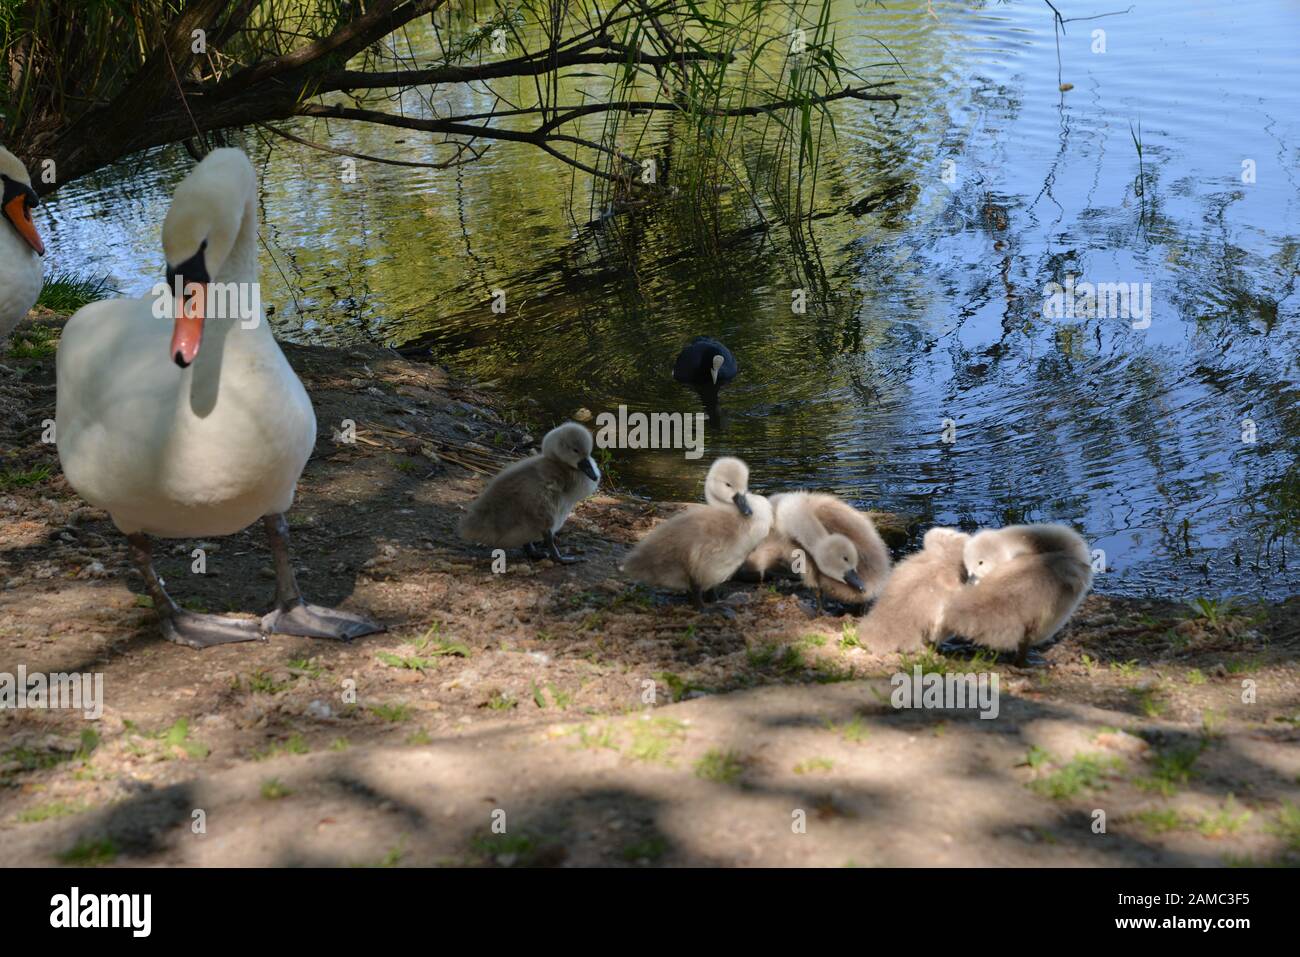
[17,800,88,824]
[57,837,118,865]
[37,271,115,312]
[1136,742,1205,797]
[0,464,52,490]
[370,703,413,722]
[694,748,746,783]
[1267,800,1300,851]
[823,714,871,743]
[793,756,835,775]
[1028,752,1124,800]
[6,324,58,359]
[260,778,292,800]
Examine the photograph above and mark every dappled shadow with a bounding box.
[6,670,1298,867]
[3,335,1298,868]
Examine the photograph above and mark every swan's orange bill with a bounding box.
[170,282,205,368]
[3,194,44,255]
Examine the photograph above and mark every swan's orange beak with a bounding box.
[171,281,205,368]
[2,192,43,256]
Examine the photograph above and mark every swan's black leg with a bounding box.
[524,541,546,561]
[260,513,384,641]
[544,529,583,564]
[1014,636,1033,667]
[127,533,263,649]
[690,582,734,618]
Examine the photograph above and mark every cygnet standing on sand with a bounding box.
[621,457,772,610]
[858,527,970,653]
[458,422,599,564]
[772,492,891,611]
[939,523,1093,663]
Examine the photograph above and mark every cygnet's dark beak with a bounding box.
[843,568,865,592]
[578,457,600,481]
[732,492,752,517]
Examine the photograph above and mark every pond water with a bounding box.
[38,0,1300,598]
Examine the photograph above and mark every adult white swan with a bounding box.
[56,148,381,648]
[0,146,45,342]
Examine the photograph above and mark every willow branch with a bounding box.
[257,121,485,170]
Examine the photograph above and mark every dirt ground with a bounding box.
[2,312,1298,867]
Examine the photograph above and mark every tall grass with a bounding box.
[36,271,114,312]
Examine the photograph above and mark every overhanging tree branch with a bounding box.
[256,121,486,170]
[6,0,904,205]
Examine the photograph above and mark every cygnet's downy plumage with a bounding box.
[939,523,1093,662]
[858,527,970,653]
[736,492,797,582]
[774,492,891,609]
[458,422,600,563]
[620,457,772,609]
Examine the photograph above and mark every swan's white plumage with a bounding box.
[56,148,315,538]
[0,147,43,342]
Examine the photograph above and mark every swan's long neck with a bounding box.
[216,192,260,285]
[187,189,275,390]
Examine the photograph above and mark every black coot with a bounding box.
[672,336,736,425]
[672,337,737,388]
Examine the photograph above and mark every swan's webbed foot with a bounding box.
[523,541,546,561]
[545,530,583,564]
[262,513,384,642]
[128,532,264,650]
[261,602,382,642]
[162,611,266,649]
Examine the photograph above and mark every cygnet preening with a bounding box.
[802,532,866,610]
[858,527,970,653]
[938,523,1093,663]
[620,456,772,610]
[774,492,892,611]
[457,422,600,564]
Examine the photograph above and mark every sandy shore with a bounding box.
[1,311,1297,866]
